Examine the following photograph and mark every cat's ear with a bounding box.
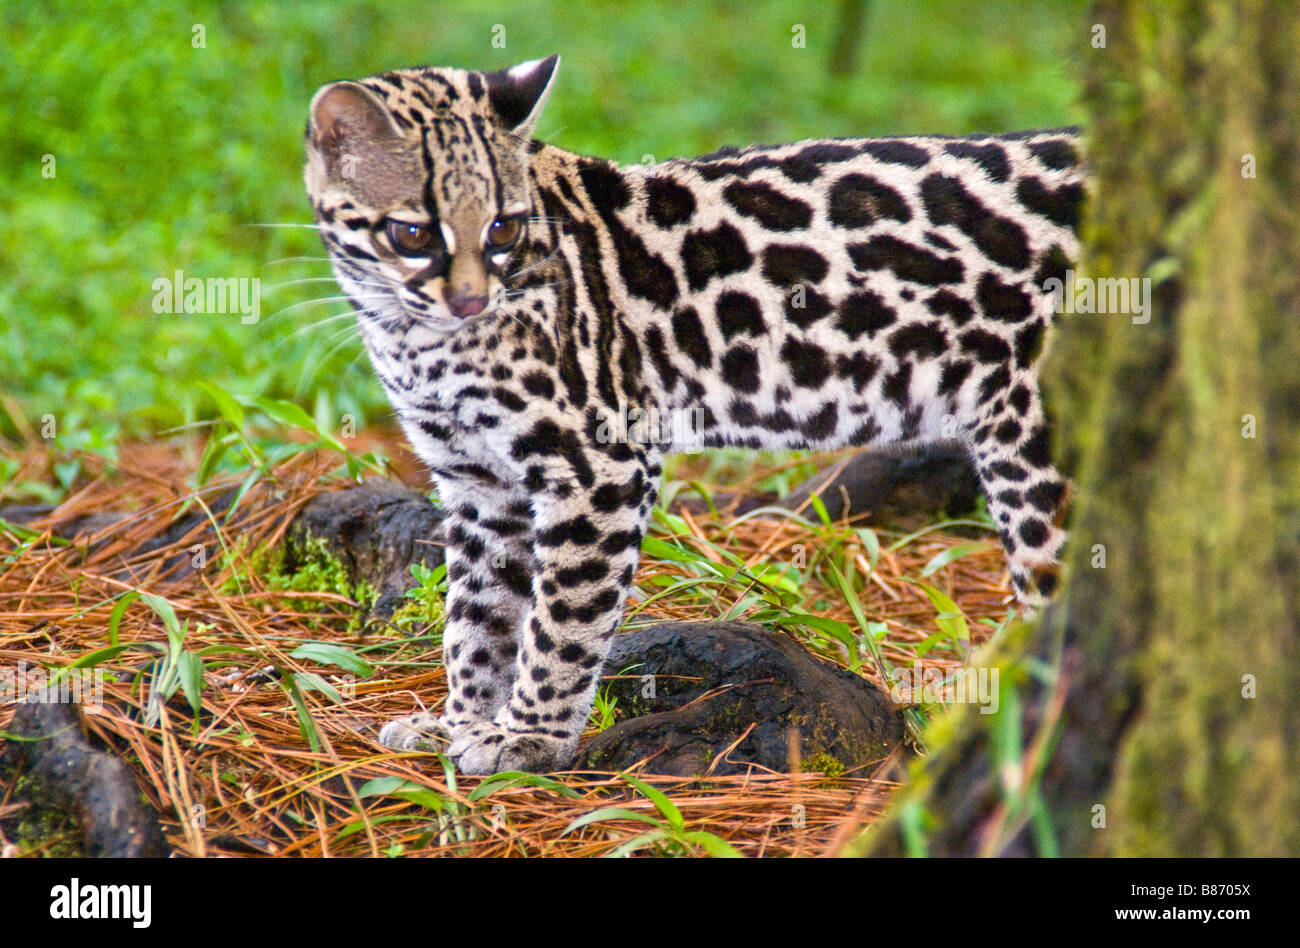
[484,55,559,137]
[307,81,402,163]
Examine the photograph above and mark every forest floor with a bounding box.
[0,433,1016,857]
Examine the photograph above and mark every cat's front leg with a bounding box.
[448,460,657,774]
[377,477,536,752]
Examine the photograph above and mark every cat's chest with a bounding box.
[364,325,565,482]
[365,334,487,439]
[386,374,515,481]
[395,404,501,474]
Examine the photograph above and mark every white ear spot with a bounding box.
[508,55,559,84]
[486,54,560,135]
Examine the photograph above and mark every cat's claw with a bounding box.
[376,712,452,752]
[446,722,570,774]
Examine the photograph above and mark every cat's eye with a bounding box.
[486,216,523,251]
[386,219,434,256]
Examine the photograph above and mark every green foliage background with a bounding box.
[0,0,1083,447]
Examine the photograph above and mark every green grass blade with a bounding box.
[196,380,244,430]
[619,772,684,830]
[920,542,996,577]
[561,806,667,836]
[290,642,374,677]
[282,672,321,754]
[680,830,745,858]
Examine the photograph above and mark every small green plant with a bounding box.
[561,773,743,858]
[391,562,447,633]
[589,679,619,733]
[222,532,376,631]
[908,579,972,660]
[193,380,388,520]
[587,663,648,732]
[53,591,252,734]
[345,768,584,856]
[288,640,376,742]
[345,774,461,854]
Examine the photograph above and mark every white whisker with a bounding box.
[506,243,564,284]
[261,276,388,293]
[320,324,366,359]
[270,310,353,353]
[263,294,390,321]
[308,328,367,372]
[505,277,570,298]
[262,255,335,267]
[284,310,362,340]
[344,346,371,372]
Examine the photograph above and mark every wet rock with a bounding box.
[766,447,980,522]
[0,503,58,526]
[1,694,170,857]
[672,448,980,526]
[574,621,907,776]
[0,491,239,582]
[286,480,445,618]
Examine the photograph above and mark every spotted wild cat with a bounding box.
[303,56,1083,773]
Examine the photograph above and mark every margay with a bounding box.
[303,55,1084,773]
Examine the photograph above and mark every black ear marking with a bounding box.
[484,55,560,135]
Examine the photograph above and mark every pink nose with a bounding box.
[446,290,488,318]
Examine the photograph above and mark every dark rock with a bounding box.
[769,447,980,522]
[3,481,444,613]
[574,621,907,776]
[0,491,240,582]
[1,693,170,857]
[0,504,57,526]
[286,480,445,618]
[0,502,132,542]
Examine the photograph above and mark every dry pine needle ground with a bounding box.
[0,440,1015,857]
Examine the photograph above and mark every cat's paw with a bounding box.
[446,722,572,774]
[376,711,452,752]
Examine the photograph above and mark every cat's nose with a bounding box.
[445,287,488,318]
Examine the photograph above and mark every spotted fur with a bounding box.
[304,56,1084,773]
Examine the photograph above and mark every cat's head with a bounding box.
[305,56,558,326]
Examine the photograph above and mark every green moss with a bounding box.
[624,694,654,718]
[788,704,890,771]
[274,535,374,605]
[802,752,846,778]
[6,774,85,857]
[701,700,749,737]
[222,532,377,630]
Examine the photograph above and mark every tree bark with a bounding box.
[851,0,1300,857]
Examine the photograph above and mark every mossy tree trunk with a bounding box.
[853,0,1300,857]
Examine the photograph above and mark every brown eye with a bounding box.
[486,216,522,251]
[386,219,434,255]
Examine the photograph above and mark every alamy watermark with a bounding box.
[152,269,261,324]
[49,878,151,928]
[1,662,106,712]
[1045,268,1150,325]
[594,401,708,450]
[889,665,999,714]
